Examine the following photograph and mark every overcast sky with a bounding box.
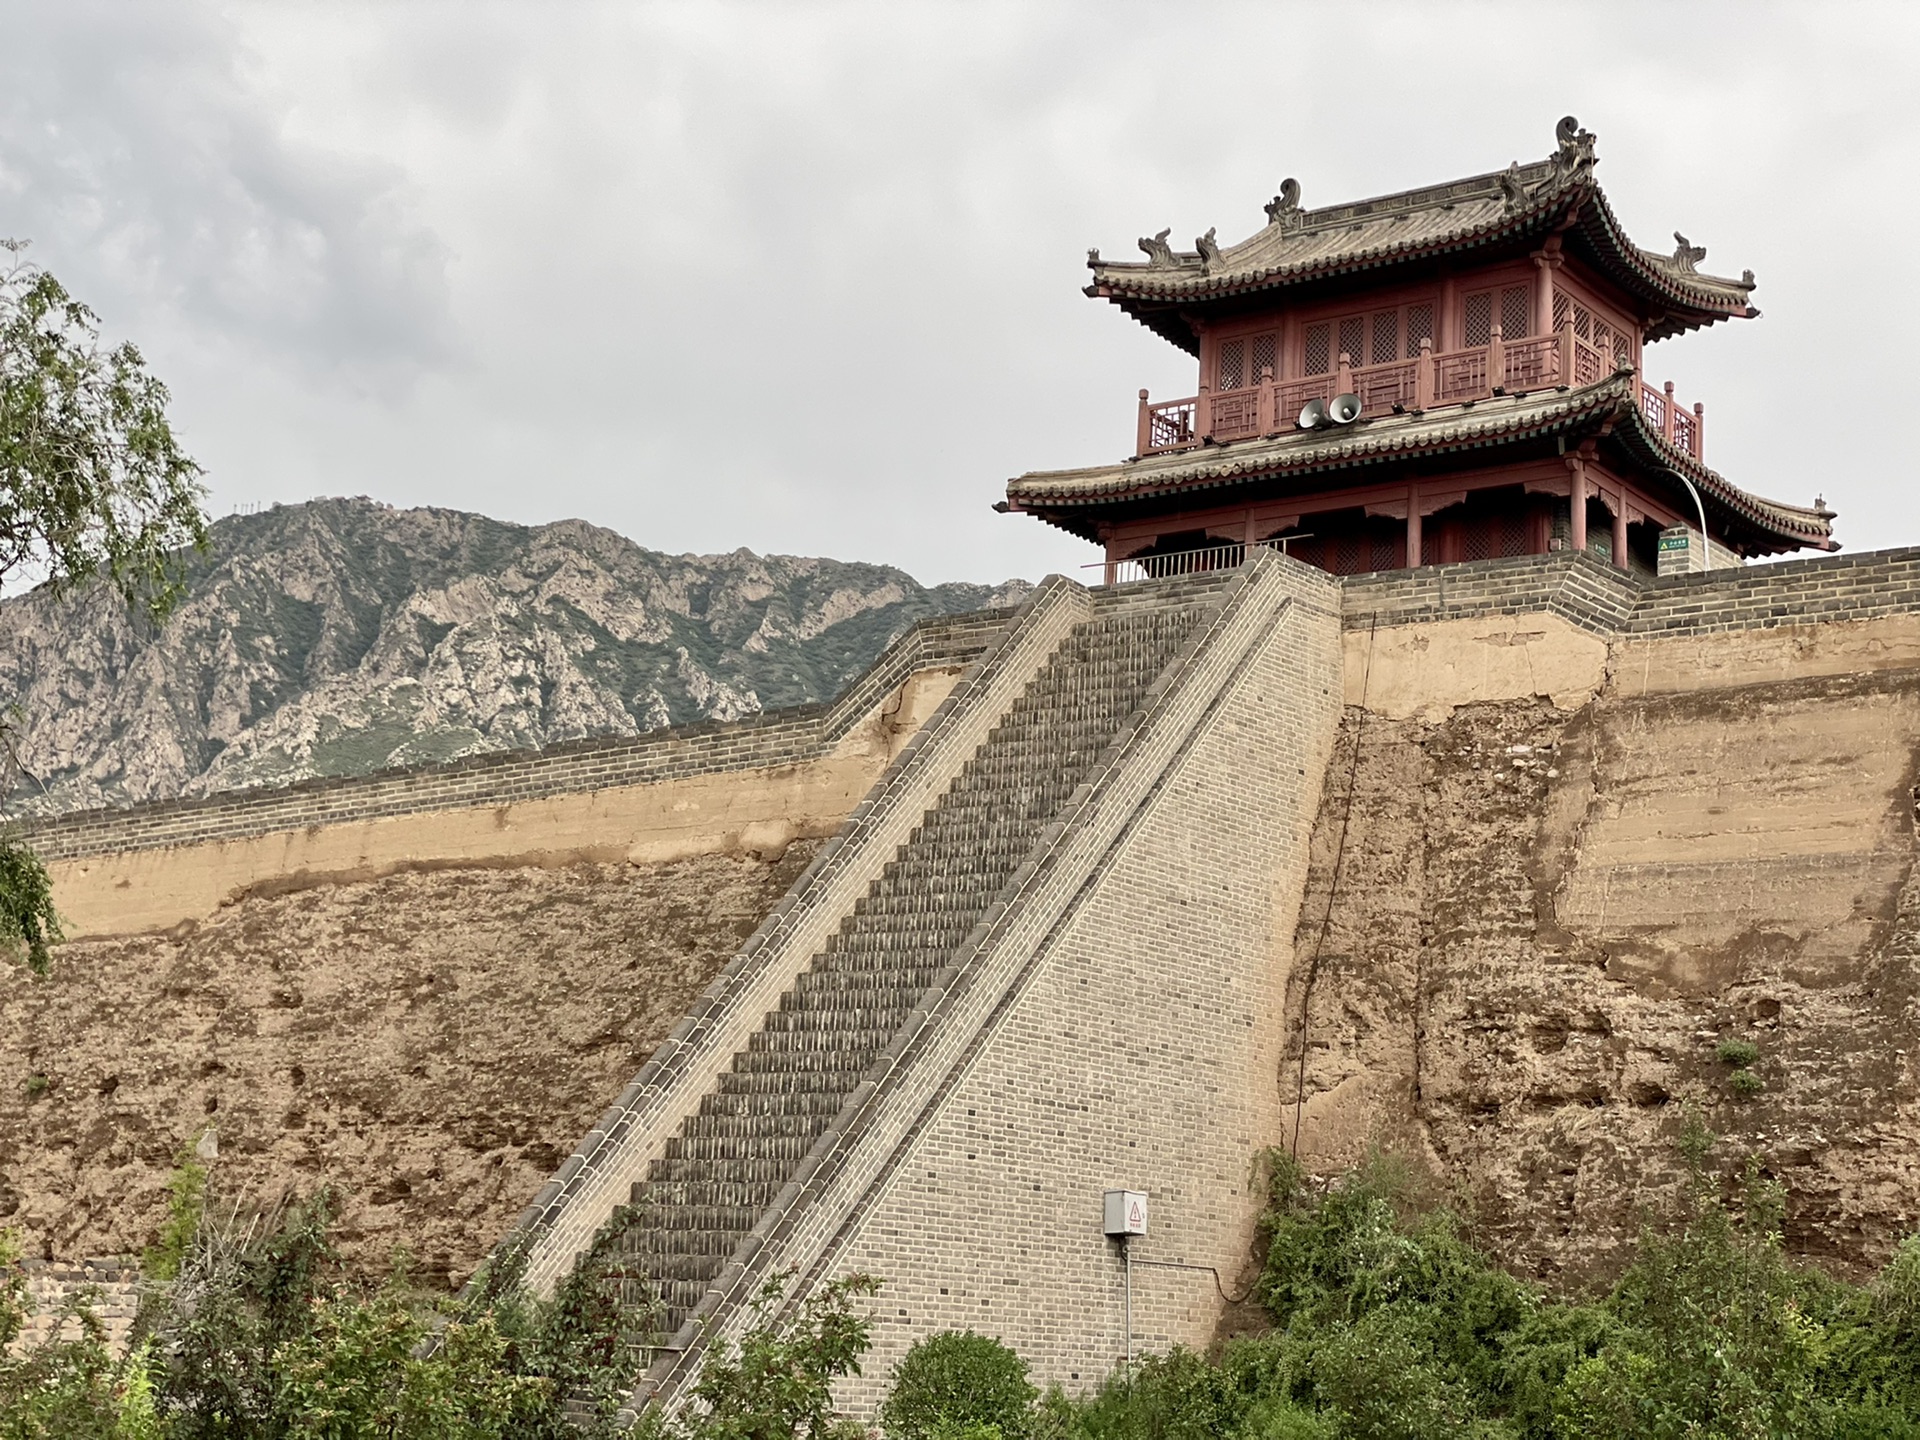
[2,2,1914,585]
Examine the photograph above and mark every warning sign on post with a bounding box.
[1103,1189,1149,1237]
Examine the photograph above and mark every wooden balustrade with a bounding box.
[1135,323,1704,461]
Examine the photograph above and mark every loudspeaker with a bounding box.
[1297,398,1328,430]
[1328,393,1363,424]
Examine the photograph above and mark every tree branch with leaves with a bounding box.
[0,239,208,973]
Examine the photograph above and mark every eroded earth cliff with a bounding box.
[0,845,816,1283]
[1286,669,1920,1284]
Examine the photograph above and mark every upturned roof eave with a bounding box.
[1005,378,1832,553]
[1006,382,1630,509]
[1088,176,1754,337]
[1609,406,1837,551]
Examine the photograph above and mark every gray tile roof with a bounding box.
[1004,374,1834,553]
[1089,119,1755,343]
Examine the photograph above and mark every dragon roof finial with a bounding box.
[1137,228,1176,268]
[1553,115,1598,177]
[1263,177,1303,232]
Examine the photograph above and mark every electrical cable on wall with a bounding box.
[1289,610,1377,1160]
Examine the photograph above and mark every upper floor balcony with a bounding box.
[1135,323,1705,463]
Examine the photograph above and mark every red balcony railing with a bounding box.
[1136,323,1705,463]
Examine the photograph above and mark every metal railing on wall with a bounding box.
[1086,536,1310,587]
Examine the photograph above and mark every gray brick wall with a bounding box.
[821,553,1343,1408]
[620,553,1344,1417]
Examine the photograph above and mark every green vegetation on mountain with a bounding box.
[0,496,1029,817]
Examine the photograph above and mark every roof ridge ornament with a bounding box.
[1138,227,1177,268]
[1195,227,1223,269]
[1552,115,1598,180]
[1263,178,1303,233]
[1498,162,1529,212]
[1671,232,1707,272]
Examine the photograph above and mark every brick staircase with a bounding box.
[596,592,1212,1346]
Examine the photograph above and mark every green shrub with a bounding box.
[140,1151,207,1281]
[1729,1067,1764,1097]
[639,1270,880,1440]
[1715,1037,1760,1068]
[1235,1397,1334,1439]
[928,1424,1006,1440]
[1020,1136,1920,1439]
[883,1330,1036,1440]
[22,1073,47,1099]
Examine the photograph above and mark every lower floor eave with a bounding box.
[1002,374,1836,557]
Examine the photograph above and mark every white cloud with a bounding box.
[2,0,1915,582]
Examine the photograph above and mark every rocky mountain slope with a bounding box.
[0,498,1029,816]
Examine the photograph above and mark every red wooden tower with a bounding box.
[1001,118,1836,579]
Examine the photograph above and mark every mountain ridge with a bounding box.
[2,497,1032,816]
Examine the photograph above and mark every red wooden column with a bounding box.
[1405,480,1422,568]
[1532,242,1562,337]
[1611,502,1628,569]
[1567,456,1588,552]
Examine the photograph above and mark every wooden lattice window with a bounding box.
[1250,333,1277,384]
[1404,304,1434,356]
[1338,316,1365,367]
[1303,323,1331,376]
[1464,284,1530,345]
[1566,299,1636,366]
[1303,301,1434,374]
[1214,330,1278,390]
[1218,338,1246,391]
[1501,286,1531,340]
[1463,292,1493,347]
[1370,310,1399,364]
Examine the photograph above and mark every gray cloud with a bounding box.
[0,0,454,389]
[0,1,1914,584]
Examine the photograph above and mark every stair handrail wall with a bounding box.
[506,575,1094,1298]
[623,550,1342,1418]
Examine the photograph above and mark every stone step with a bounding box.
[592,601,1212,1339]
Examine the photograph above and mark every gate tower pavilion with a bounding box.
[1000,117,1837,579]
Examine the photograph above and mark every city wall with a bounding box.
[19,545,1920,1381]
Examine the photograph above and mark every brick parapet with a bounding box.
[1340,546,1920,638]
[26,608,1015,865]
